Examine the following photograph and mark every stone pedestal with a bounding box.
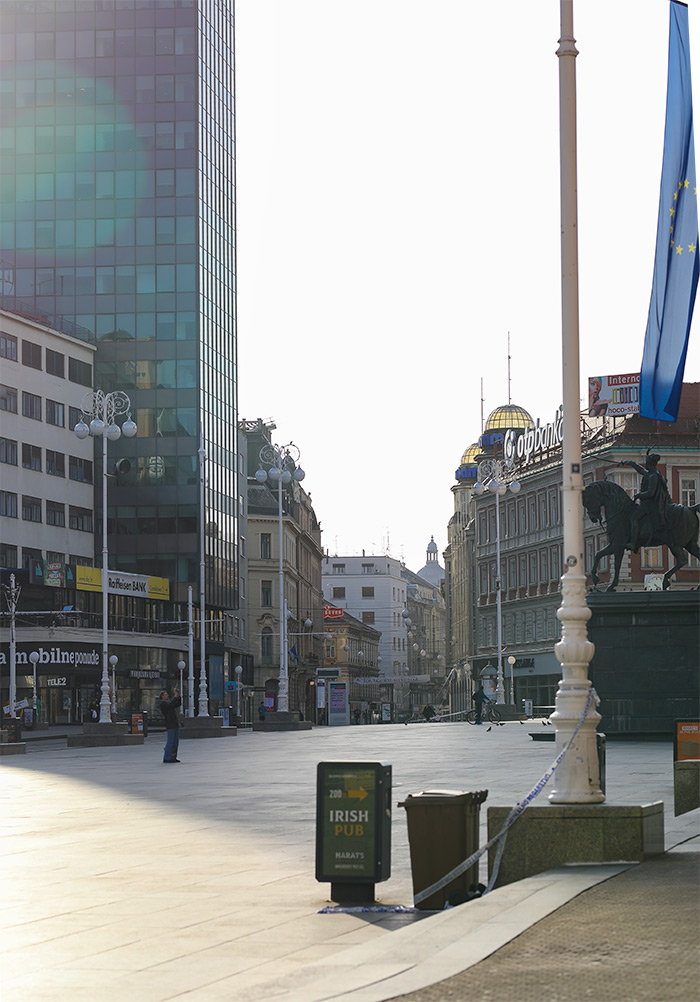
[67,722,144,747]
[674,761,700,816]
[0,729,26,754]
[487,801,664,888]
[179,715,224,739]
[252,711,312,732]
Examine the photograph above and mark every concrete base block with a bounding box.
[67,722,144,747]
[487,801,665,888]
[0,741,27,754]
[674,761,700,816]
[252,711,312,732]
[179,716,224,739]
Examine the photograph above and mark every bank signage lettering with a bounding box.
[76,567,170,600]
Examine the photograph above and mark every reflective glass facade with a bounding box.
[0,0,238,620]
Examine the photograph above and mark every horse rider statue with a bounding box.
[618,451,671,552]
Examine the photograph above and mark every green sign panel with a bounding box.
[316,761,391,884]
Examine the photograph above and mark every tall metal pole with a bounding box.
[187,585,195,717]
[277,474,289,713]
[494,489,505,704]
[8,573,18,718]
[99,428,111,723]
[551,0,603,802]
[198,441,209,716]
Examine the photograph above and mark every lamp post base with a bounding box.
[253,711,312,732]
[68,722,144,747]
[179,715,224,739]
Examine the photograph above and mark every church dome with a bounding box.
[460,442,480,467]
[484,404,534,432]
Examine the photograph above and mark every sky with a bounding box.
[234,0,700,575]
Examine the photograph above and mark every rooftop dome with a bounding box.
[426,536,438,555]
[484,404,534,432]
[460,442,480,466]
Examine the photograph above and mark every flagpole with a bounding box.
[549,0,604,803]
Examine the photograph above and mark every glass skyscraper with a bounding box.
[0,0,238,638]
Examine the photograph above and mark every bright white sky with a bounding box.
[234,0,700,574]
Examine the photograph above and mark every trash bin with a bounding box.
[399,789,487,910]
[3,718,22,743]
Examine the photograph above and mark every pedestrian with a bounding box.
[353,707,361,725]
[158,688,181,763]
[473,685,487,724]
[258,701,267,722]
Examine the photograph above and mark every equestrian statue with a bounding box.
[582,452,700,592]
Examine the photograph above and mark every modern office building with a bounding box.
[0,1,238,683]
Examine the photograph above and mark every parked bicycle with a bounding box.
[466,700,501,725]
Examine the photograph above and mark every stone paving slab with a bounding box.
[1,723,698,1002]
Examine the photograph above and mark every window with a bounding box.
[22,391,42,420]
[0,438,17,465]
[0,491,18,518]
[261,628,273,664]
[22,496,42,522]
[261,580,272,607]
[46,501,65,527]
[46,450,65,477]
[69,456,93,483]
[46,400,65,427]
[479,564,488,596]
[332,563,345,575]
[68,357,92,386]
[0,332,18,361]
[641,547,663,569]
[46,551,64,564]
[22,444,42,471]
[549,488,560,526]
[71,554,94,567]
[0,543,17,566]
[22,341,42,369]
[46,349,65,377]
[69,507,93,532]
[528,552,537,585]
[362,611,375,625]
[332,587,345,599]
[362,563,375,574]
[69,406,82,429]
[260,533,271,559]
[361,586,374,598]
[538,493,548,528]
[519,554,527,588]
[539,549,549,583]
[478,511,487,543]
[681,475,698,507]
[0,385,17,412]
[528,496,537,531]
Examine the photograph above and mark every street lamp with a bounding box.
[255,441,305,715]
[473,458,521,705]
[29,651,38,720]
[177,660,186,702]
[507,654,517,705]
[109,654,118,718]
[74,390,136,725]
[235,664,243,720]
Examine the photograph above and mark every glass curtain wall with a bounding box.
[0,0,238,628]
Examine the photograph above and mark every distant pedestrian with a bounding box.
[473,686,487,724]
[258,701,267,722]
[353,707,361,725]
[158,688,181,763]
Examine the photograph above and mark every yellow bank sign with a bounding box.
[76,567,169,600]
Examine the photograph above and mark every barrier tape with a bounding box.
[413,689,600,907]
[318,904,419,914]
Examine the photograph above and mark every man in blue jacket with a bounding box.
[159,688,181,763]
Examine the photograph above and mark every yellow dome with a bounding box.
[484,404,534,432]
[460,443,480,466]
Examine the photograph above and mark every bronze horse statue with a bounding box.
[582,479,700,591]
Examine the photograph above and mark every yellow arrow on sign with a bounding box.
[347,787,368,801]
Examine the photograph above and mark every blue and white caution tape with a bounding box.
[413,688,600,907]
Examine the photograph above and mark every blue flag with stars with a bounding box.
[640,0,699,422]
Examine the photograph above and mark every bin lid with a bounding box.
[398,789,488,807]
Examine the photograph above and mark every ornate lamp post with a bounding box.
[255,442,305,714]
[235,664,243,720]
[74,390,136,725]
[109,654,118,718]
[473,458,521,704]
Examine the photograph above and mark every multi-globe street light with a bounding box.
[473,458,521,705]
[74,390,136,725]
[254,442,305,715]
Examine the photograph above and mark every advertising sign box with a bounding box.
[316,761,392,902]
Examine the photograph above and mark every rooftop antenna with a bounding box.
[480,377,485,432]
[507,330,512,405]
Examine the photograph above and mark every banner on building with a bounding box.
[588,374,640,417]
[76,567,169,600]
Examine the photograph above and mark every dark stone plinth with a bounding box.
[179,715,224,739]
[487,801,665,888]
[0,740,26,754]
[493,703,522,721]
[587,591,700,736]
[252,711,312,732]
[67,722,144,747]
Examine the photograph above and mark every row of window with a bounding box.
[0,437,93,481]
[3,25,196,63]
[478,488,561,544]
[0,332,93,386]
[0,543,93,570]
[0,491,93,530]
[330,586,376,600]
[479,546,564,596]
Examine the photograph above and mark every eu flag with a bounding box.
[640,0,699,422]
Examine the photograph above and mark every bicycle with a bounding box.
[466,701,501,725]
